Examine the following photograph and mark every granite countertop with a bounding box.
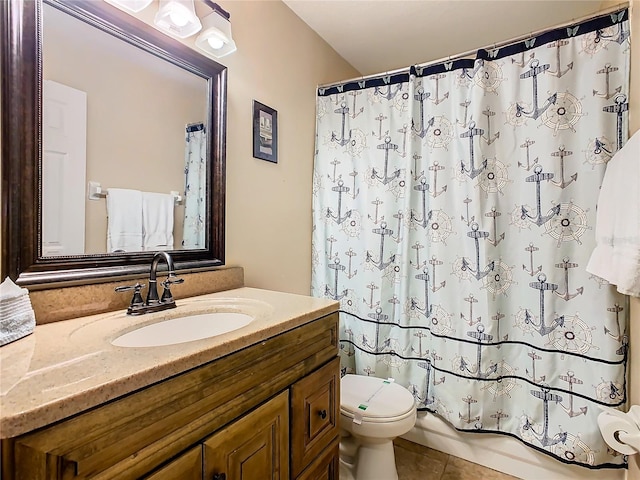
[0,287,339,439]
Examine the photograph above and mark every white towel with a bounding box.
[0,277,36,346]
[106,188,143,252]
[586,129,640,297]
[142,192,174,251]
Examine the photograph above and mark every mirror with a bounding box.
[43,3,209,255]
[1,0,227,287]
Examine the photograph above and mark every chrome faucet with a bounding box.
[115,251,184,315]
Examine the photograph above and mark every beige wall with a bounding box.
[213,1,359,294]
[43,4,208,253]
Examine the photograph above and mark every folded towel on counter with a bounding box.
[586,129,640,297]
[106,188,143,252]
[0,277,36,346]
[142,192,174,251]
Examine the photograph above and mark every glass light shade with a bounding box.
[195,10,237,59]
[104,0,153,13]
[154,0,202,39]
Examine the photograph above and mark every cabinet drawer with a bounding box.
[295,438,339,480]
[143,446,202,480]
[290,357,340,478]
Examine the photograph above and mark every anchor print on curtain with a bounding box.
[311,10,630,468]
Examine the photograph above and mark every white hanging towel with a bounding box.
[586,129,640,297]
[106,188,143,252]
[142,192,174,251]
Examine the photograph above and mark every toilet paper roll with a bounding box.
[597,408,640,455]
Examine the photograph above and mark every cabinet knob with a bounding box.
[318,409,327,420]
[212,474,226,480]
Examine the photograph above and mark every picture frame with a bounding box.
[253,100,278,163]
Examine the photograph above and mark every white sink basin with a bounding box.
[111,312,254,348]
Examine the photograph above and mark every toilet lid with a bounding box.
[341,375,415,420]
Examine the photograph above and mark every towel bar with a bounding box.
[87,181,183,204]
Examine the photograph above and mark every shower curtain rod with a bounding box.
[318,1,629,89]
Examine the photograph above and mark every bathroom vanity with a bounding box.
[0,288,340,479]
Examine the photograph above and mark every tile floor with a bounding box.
[394,438,519,480]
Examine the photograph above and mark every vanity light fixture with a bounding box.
[103,0,153,13]
[195,2,237,58]
[154,0,202,39]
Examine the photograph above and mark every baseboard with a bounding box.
[401,412,627,480]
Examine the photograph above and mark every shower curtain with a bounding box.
[312,10,630,468]
[182,122,206,248]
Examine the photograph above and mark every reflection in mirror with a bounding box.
[42,3,208,256]
[0,0,227,287]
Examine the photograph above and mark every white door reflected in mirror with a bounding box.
[42,80,87,256]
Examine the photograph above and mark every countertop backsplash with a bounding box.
[27,266,245,324]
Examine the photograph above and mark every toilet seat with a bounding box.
[340,374,415,423]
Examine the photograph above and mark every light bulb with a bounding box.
[207,35,225,50]
[169,9,189,27]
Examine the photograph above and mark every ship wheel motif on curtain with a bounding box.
[340,210,363,238]
[421,305,449,335]
[512,307,541,336]
[581,31,608,56]
[583,136,615,168]
[316,96,330,119]
[381,343,410,371]
[480,360,520,400]
[543,201,591,246]
[346,128,368,157]
[546,313,597,354]
[504,102,531,127]
[393,90,411,112]
[383,263,403,284]
[482,259,516,298]
[541,91,586,134]
[451,257,477,282]
[476,157,511,197]
[425,210,454,244]
[552,434,597,466]
[594,378,625,403]
[425,115,455,150]
[509,204,541,231]
[474,61,505,94]
[388,175,408,199]
[340,292,360,316]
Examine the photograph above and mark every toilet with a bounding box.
[340,374,417,480]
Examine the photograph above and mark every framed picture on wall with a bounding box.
[253,100,278,163]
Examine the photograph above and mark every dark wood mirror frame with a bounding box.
[1,0,226,288]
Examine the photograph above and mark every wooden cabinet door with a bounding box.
[290,358,340,478]
[143,446,202,480]
[203,391,289,480]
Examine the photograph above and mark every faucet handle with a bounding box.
[164,274,184,286]
[160,275,184,303]
[115,283,145,308]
